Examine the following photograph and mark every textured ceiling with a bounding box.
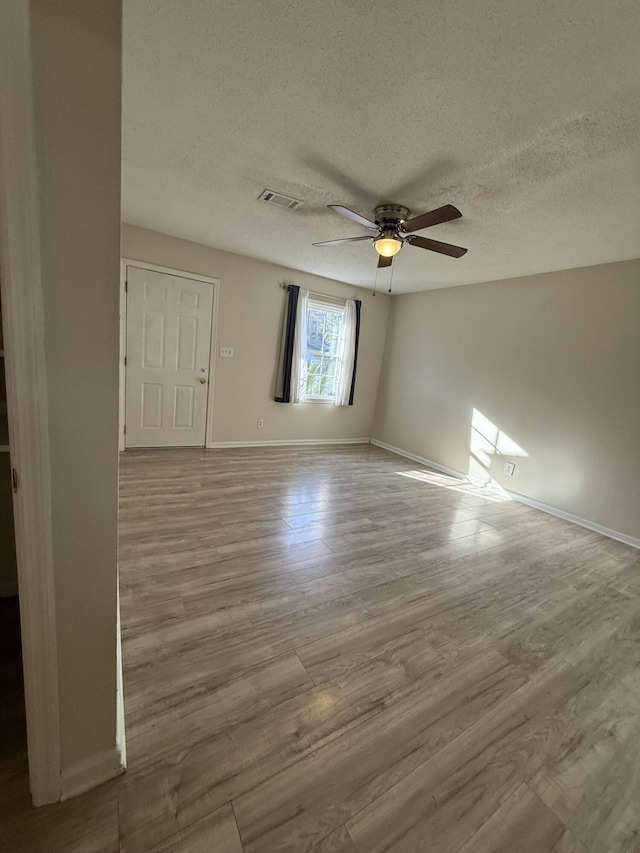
[122,0,640,293]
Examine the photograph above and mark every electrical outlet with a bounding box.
[504,461,516,477]
[257,419,264,429]
[220,347,234,358]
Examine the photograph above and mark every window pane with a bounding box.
[305,303,344,399]
[305,354,339,397]
[307,305,343,357]
[307,308,325,353]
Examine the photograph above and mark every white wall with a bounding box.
[121,224,391,444]
[30,0,122,775]
[373,259,640,540]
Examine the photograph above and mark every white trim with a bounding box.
[118,260,127,452]
[60,746,124,802]
[0,1,61,805]
[370,439,466,480]
[119,259,219,451]
[501,487,640,550]
[205,274,220,450]
[208,437,371,448]
[371,439,640,550]
[115,578,126,769]
[122,257,221,287]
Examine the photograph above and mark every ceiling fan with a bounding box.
[313,203,468,268]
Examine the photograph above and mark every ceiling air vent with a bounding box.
[259,189,304,210]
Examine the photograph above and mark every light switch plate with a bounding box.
[220,347,234,358]
[504,461,516,477]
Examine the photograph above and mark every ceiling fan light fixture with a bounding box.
[315,203,467,266]
[374,236,402,257]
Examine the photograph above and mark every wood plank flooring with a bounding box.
[3,444,640,852]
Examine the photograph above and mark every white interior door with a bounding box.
[125,266,214,447]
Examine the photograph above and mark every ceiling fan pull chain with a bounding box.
[388,259,396,294]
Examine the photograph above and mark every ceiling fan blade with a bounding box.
[401,204,462,233]
[328,205,378,230]
[312,235,374,247]
[377,255,393,268]
[406,234,468,258]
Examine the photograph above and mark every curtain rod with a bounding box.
[279,282,346,305]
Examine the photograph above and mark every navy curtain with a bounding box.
[348,299,362,406]
[274,285,299,403]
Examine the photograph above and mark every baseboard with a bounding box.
[60,746,125,801]
[207,437,371,448]
[502,488,640,550]
[371,439,640,550]
[369,439,466,480]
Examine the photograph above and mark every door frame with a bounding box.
[119,259,220,451]
[0,0,61,805]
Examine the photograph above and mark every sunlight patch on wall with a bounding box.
[469,407,528,490]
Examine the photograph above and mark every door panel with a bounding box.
[174,385,194,428]
[125,267,214,447]
[176,316,197,370]
[142,310,165,368]
[141,382,163,428]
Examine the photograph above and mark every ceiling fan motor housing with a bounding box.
[374,204,411,235]
[316,202,467,262]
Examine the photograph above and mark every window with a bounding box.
[304,300,345,401]
[274,285,359,407]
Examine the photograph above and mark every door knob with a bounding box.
[199,377,207,384]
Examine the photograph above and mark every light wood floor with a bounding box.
[3,445,640,852]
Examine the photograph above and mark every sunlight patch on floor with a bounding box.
[396,469,512,503]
